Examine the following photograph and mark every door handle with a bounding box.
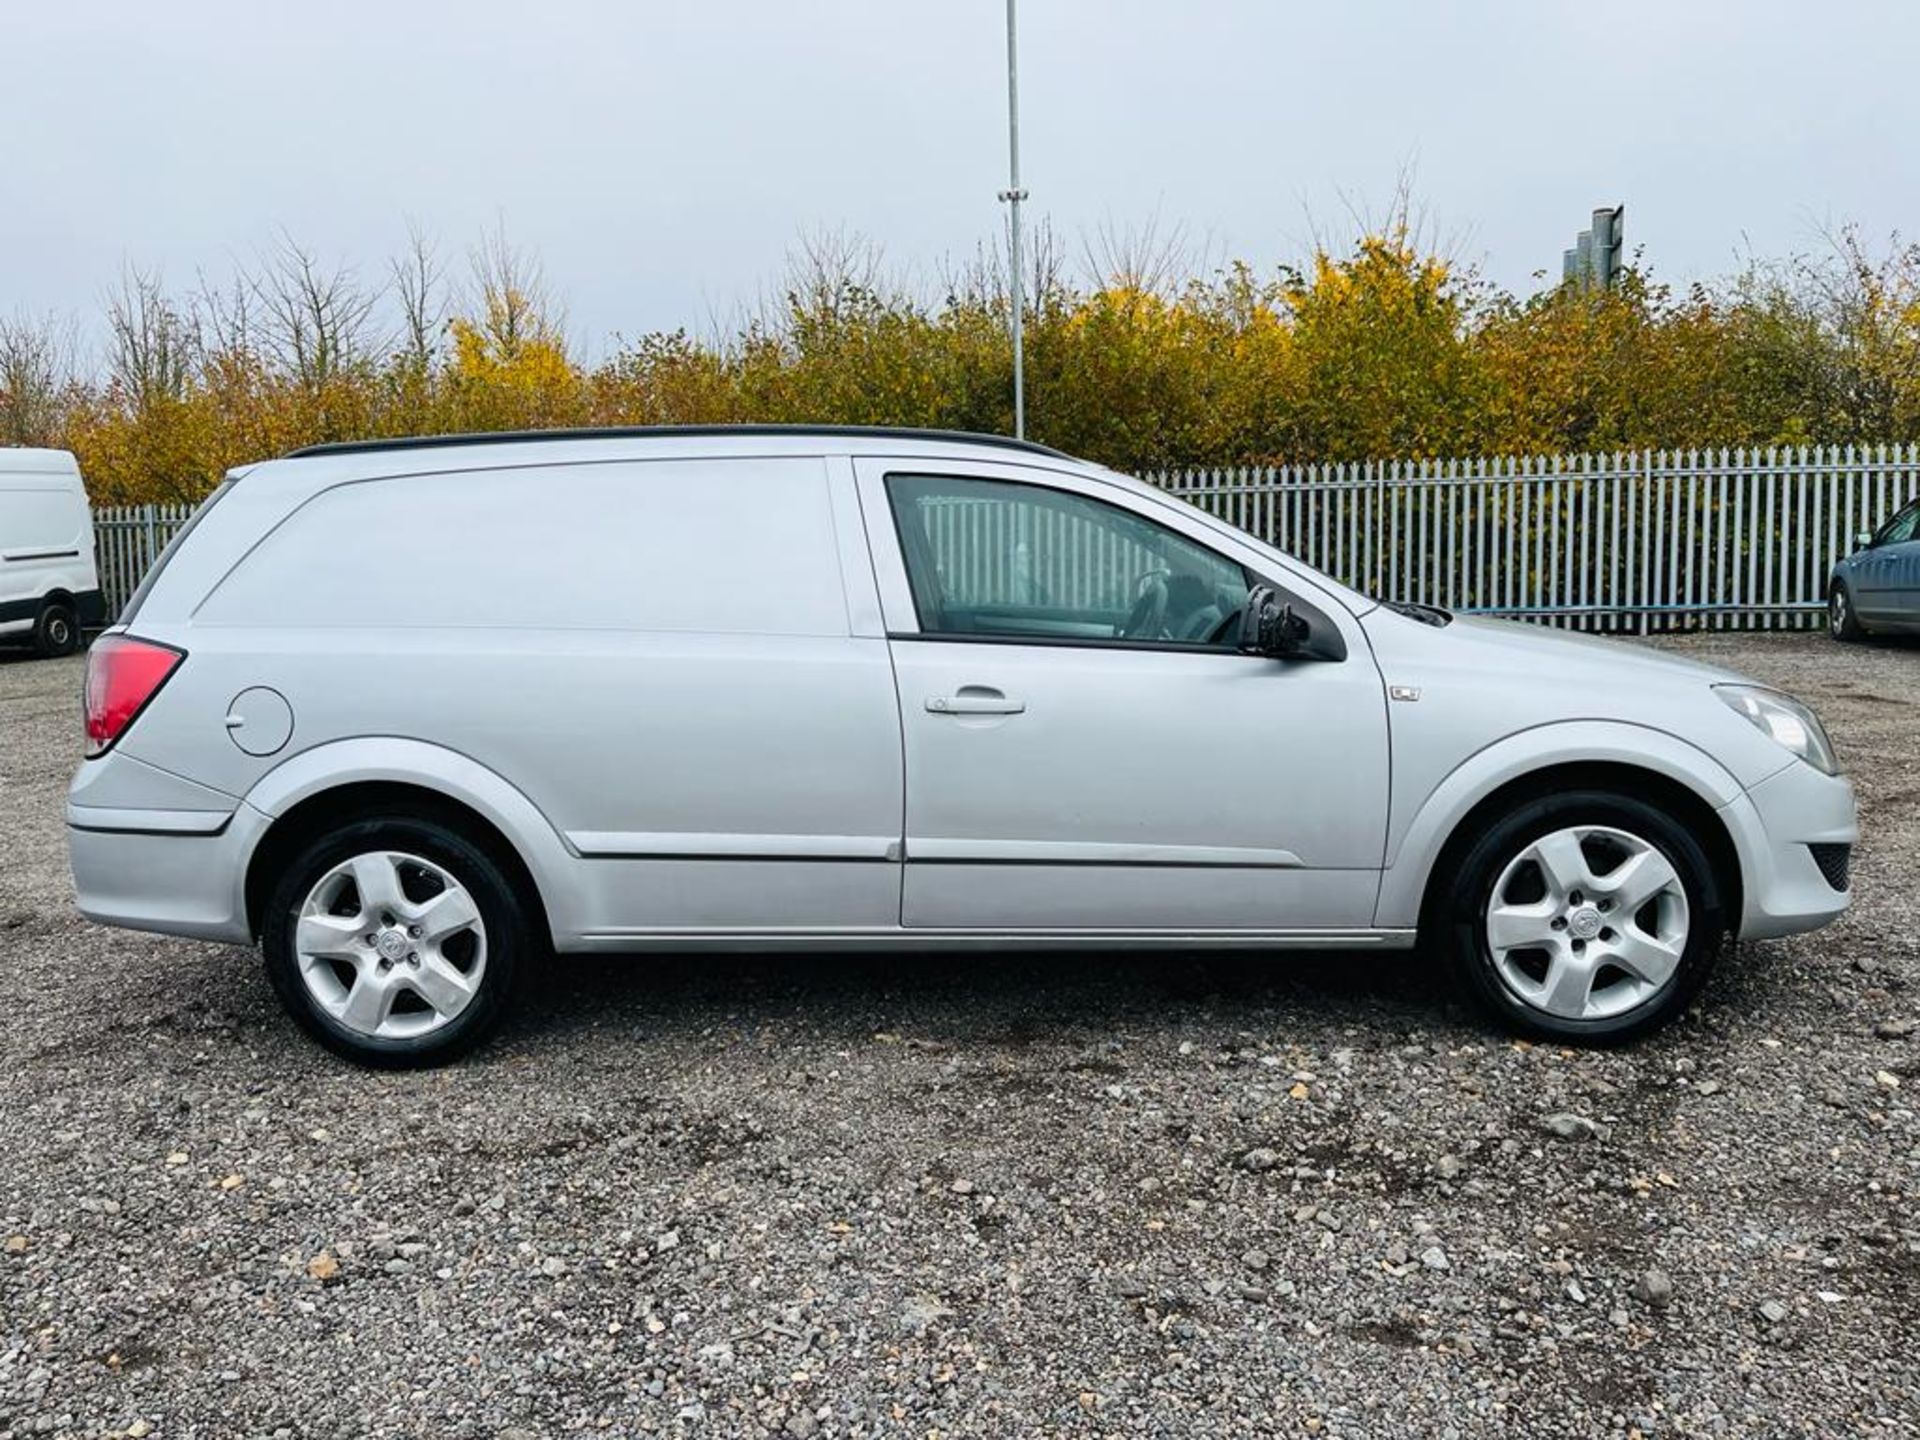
[926,689,1025,716]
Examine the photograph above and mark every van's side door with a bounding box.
[854,458,1390,933]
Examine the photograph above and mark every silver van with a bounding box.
[68,427,1857,1064]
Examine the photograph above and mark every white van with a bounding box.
[1,448,103,657]
[66,427,1855,1065]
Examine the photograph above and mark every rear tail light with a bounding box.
[83,635,184,757]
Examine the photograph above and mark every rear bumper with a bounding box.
[67,802,268,944]
[1718,760,1858,940]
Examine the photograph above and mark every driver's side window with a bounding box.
[887,473,1250,645]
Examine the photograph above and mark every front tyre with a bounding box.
[261,813,526,1066]
[1443,790,1723,1044]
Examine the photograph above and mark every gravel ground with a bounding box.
[0,633,1916,1440]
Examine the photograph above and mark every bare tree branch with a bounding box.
[105,266,196,410]
[0,311,76,446]
[392,221,445,370]
[250,231,383,390]
[1080,211,1194,297]
[468,220,563,356]
[194,267,256,362]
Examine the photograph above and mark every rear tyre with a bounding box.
[1829,581,1866,642]
[1441,790,1723,1045]
[32,600,80,658]
[261,812,526,1067]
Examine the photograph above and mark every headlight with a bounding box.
[1714,685,1839,775]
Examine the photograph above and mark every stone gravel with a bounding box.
[0,632,1916,1439]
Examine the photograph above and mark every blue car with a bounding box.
[1830,498,1920,640]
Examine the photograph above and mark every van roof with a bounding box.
[285,425,1074,463]
[0,447,80,476]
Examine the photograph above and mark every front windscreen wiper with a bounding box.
[1382,599,1453,627]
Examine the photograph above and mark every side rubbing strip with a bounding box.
[567,831,899,861]
[906,839,1304,867]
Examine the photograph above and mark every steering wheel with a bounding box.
[1119,570,1170,639]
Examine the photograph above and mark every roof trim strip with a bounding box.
[285,425,1073,461]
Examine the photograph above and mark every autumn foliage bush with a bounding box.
[3,219,1919,505]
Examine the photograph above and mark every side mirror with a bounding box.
[1238,585,1311,658]
[1855,529,1875,550]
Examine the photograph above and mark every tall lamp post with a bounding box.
[997,0,1028,439]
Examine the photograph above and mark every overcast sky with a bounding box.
[5,0,1916,358]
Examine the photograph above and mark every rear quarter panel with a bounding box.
[104,452,906,941]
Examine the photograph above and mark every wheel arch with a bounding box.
[1379,725,1747,939]
[239,739,571,945]
[36,588,78,630]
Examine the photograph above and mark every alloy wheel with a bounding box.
[293,850,488,1040]
[1483,825,1690,1022]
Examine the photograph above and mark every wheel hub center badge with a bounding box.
[1568,906,1604,941]
[375,929,410,963]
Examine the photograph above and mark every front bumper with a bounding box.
[67,801,269,945]
[1716,759,1858,940]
